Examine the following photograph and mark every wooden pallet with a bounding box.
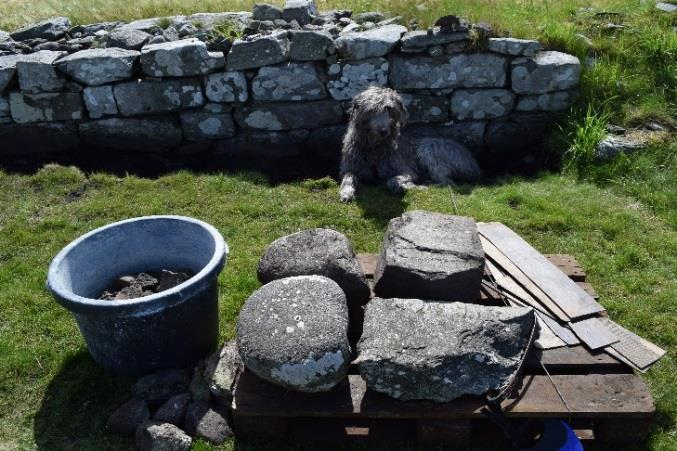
[232,254,655,447]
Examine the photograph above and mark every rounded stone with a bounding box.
[237,275,350,392]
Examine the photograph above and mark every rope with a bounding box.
[538,358,573,424]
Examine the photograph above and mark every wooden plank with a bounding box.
[531,346,625,371]
[545,254,587,281]
[234,372,654,419]
[569,317,620,350]
[478,222,605,319]
[534,315,567,350]
[536,311,580,346]
[417,419,471,445]
[600,318,666,370]
[577,281,599,300]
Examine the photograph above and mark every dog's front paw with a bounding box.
[340,187,355,203]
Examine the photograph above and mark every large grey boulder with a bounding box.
[282,0,318,25]
[234,100,343,130]
[400,94,449,123]
[389,53,508,89]
[79,117,182,151]
[106,28,151,50]
[140,38,224,77]
[488,37,541,56]
[113,78,204,116]
[451,89,515,120]
[202,339,243,401]
[83,85,119,119]
[204,71,248,103]
[515,90,578,112]
[373,211,485,301]
[252,62,327,101]
[10,17,70,41]
[55,48,140,86]
[237,275,351,392]
[335,24,406,60]
[400,28,469,53]
[289,30,335,61]
[0,122,80,155]
[180,109,234,141]
[327,57,388,100]
[511,51,581,94]
[15,50,66,93]
[226,31,289,71]
[136,421,192,451]
[356,298,535,402]
[9,92,84,124]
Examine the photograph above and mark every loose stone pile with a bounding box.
[0,1,581,167]
[99,269,193,300]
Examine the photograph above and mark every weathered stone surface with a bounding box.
[71,21,120,36]
[184,402,232,444]
[0,122,80,155]
[451,89,514,120]
[55,48,140,86]
[289,30,335,61]
[356,298,535,402]
[15,50,66,93]
[79,117,182,151]
[9,92,84,124]
[106,28,151,50]
[596,134,647,159]
[515,90,578,112]
[180,109,234,141]
[327,57,388,100]
[152,393,191,427]
[656,2,677,12]
[0,31,11,43]
[140,38,224,77]
[389,53,508,89]
[10,17,70,41]
[511,51,581,94]
[226,31,289,71]
[234,100,343,130]
[400,28,469,53]
[204,71,248,103]
[114,78,204,116]
[282,0,318,25]
[400,94,449,123]
[237,275,351,392]
[253,3,283,21]
[374,211,485,301]
[488,37,541,56]
[136,421,192,451]
[187,12,251,31]
[0,53,49,91]
[213,129,308,157]
[132,369,190,402]
[252,62,326,101]
[118,16,184,32]
[335,24,406,60]
[203,339,243,400]
[106,398,150,435]
[83,85,118,119]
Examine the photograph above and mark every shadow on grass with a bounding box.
[34,350,134,451]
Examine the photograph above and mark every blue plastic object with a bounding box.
[522,419,584,451]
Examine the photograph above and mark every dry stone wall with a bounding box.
[0,2,581,166]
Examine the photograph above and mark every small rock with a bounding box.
[252,62,327,101]
[203,339,243,402]
[135,421,192,451]
[15,50,67,93]
[253,3,283,21]
[106,28,151,50]
[511,51,581,94]
[184,402,232,444]
[152,393,191,427]
[133,369,190,402]
[11,17,70,41]
[83,85,119,119]
[595,134,647,159]
[157,270,191,291]
[106,398,150,435]
[434,15,469,32]
[354,12,386,24]
[114,78,204,116]
[288,29,334,61]
[656,2,677,12]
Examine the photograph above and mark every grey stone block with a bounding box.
[10,17,70,41]
[400,27,469,53]
[82,85,118,119]
[0,122,80,155]
[106,28,151,50]
[253,3,283,21]
[187,12,251,32]
[9,92,84,124]
[180,109,235,141]
[400,93,449,123]
[234,100,343,130]
[335,24,406,60]
[114,78,204,116]
[511,51,581,94]
[1,53,55,91]
[15,50,67,93]
[451,89,515,120]
[204,71,248,103]
[282,0,318,25]
[515,90,578,112]
[136,421,192,451]
[289,30,335,61]
[327,57,388,100]
[252,62,327,101]
[55,48,140,86]
[79,117,183,151]
[226,31,290,71]
[488,37,542,56]
[140,38,225,77]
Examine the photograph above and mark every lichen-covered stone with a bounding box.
[140,38,224,77]
[400,94,449,123]
[356,298,535,402]
[203,339,243,401]
[374,211,485,301]
[226,31,289,71]
[114,78,204,116]
[252,62,327,101]
[234,100,343,130]
[451,89,515,120]
[282,0,317,25]
[389,53,508,89]
[511,51,581,94]
[79,117,182,151]
[488,37,541,56]
[237,275,351,392]
[400,27,469,53]
[327,57,388,100]
[0,122,80,155]
[253,3,283,21]
[55,48,140,86]
[335,24,406,60]
[10,17,70,41]
[515,90,578,112]
[83,85,118,119]
[289,30,335,61]
[180,109,234,141]
[136,421,192,451]
[106,28,151,50]
[15,50,67,93]
[204,71,248,103]
[9,92,84,124]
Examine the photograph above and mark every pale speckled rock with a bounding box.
[234,100,343,130]
[55,48,140,86]
[83,85,118,119]
[488,37,541,56]
[335,24,407,60]
[389,53,508,89]
[114,78,204,116]
[515,90,578,112]
[511,51,581,94]
[237,275,351,392]
[203,339,243,401]
[374,211,485,301]
[226,31,289,71]
[289,30,335,61]
[204,71,248,103]
[0,122,80,155]
[184,402,232,444]
[451,89,515,120]
[180,109,234,141]
[136,421,192,451]
[10,17,70,41]
[106,28,151,50]
[79,117,183,151]
[9,92,84,124]
[140,38,224,77]
[400,94,449,123]
[282,0,317,25]
[327,57,388,100]
[252,62,327,101]
[356,298,535,402]
[253,3,283,21]
[15,50,67,93]
[400,28,469,53]
[656,2,677,12]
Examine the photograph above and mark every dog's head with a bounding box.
[349,86,407,146]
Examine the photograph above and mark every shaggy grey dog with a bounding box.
[339,86,482,202]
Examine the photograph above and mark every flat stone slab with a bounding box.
[488,37,542,56]
[327,57,389,100]
[515,90,578,112]
[180,110,234,141]
[335,24,407,60]
[106,28,151,50]
[204,71,248,103]
[83,85,119,119]
[113,78,204,116]
[55,48,140,86]
[79,117,182,151]
[237,275,351,392]
[289,30,335,61]
[511,51,581,94]
[356,298,535,402]
[226,31,289,71]
[9,92,84,124]
[10,16,70,41]
[400,93,449,123]
[373,211,485,301]
[140,38,224,77]
[252,62,327,101]
[234,100,343,130]
[400,28,469,53]
[451,88,515,120]
[203,339,243,401]
[15,50,67,93]
[1,53,57,92]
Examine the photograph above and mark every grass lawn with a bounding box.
[0,0,675,450]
